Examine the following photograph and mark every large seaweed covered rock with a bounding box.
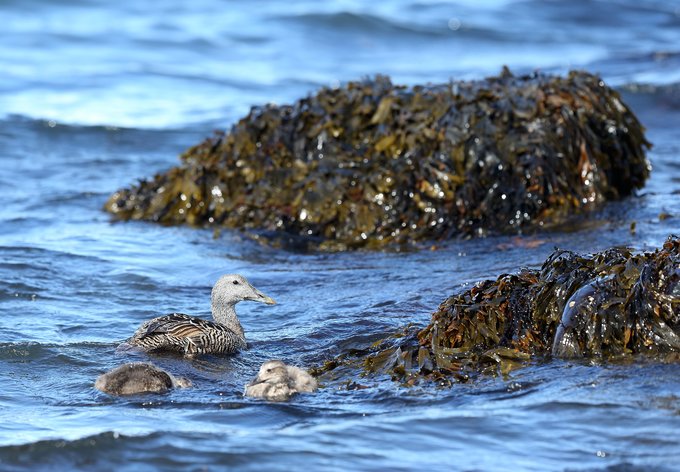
[106,69,650,250]
[318,236,679,383]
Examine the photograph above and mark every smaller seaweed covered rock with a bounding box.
[106,69,650,250]
[419,236,679,361]
[320,236,679,383]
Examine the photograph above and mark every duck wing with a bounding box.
[131,313,244,355]
[140,313,214,339]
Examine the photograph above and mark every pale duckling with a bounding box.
[123,274,276,357]
[95,362,191,396]
[244,360,318,402]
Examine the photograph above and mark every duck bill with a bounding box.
[246,378,264,387]
[251,288,276,305]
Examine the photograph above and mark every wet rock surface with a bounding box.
[106,69,650,250]
[315,236,679,384]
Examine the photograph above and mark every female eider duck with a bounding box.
[124,274,275,357]
[95,362,191,395]
[244,360,318,402]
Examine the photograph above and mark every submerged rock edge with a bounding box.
[314,235,679,385]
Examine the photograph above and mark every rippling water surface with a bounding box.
[1,1,679,470]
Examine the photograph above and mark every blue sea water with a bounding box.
[1,0,679,470]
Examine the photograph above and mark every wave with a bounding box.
[622,81,680,109]
[275,9,519,44]
[0,430,283,470]
[0,431,156,469]
[0,341,115,362]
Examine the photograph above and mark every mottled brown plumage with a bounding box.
[124,274,275,356]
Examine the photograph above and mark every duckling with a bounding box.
[244,360,318,402]
[95,362,191,395]
[123,274,275,357]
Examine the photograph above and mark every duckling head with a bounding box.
[251,360,289,385]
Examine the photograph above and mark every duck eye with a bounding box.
[266,369,271,373]
[232,280,239,285]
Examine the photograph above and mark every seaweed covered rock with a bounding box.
[106,69,650,250]
[422,236,679,357]
[319,236,679,383]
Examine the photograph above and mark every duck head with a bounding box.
[212,274,276,307]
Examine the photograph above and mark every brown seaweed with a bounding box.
[106,69,650,250]
[315,236,679,384]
